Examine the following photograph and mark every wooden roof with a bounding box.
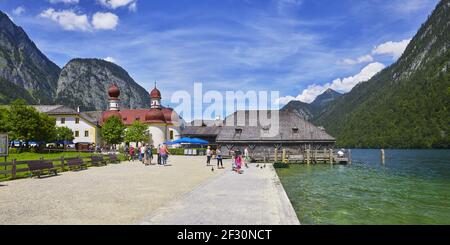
[216,110,335,143]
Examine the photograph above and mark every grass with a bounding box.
[0,152,126,182]
[0,151,94,162]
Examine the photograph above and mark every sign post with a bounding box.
[0,134,9,175]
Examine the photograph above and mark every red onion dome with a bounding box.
[108,83,120,98]
[150,87,161,99]
[145,109,166,123]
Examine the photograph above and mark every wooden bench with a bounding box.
[67,158,88,171]
[90,156,107,167]
[108,154,120,164]
[28,160,58,178]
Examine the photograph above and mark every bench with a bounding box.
[90,155,107,167]
[28,160,58,178]
[67,158,88,171]
[108,154,120,164]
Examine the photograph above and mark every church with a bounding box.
[101,83,183,147]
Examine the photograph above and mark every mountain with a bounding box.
[281,89,342,120]
[56,58,151,111]
[310,88,342,108]
[314,0,450,148]
[281,100,315,120]
[0,11,60,104]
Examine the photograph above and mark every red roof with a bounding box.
[101,108,180,126]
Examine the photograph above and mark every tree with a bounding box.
[6,99,56,146]
[55,126,74,148]
[0,107,7,133]
[124,120,149,144]
[101,116,125,145]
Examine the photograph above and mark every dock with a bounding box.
[250,148,351,164]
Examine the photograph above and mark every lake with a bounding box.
[276,149,450,224]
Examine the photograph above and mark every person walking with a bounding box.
[160,144,170,165]
[129,146,135,161]
[148,145,154,165]
[141,144,147,164]
[206,146,212,166]
[244,147,250,168]
[157,144,162,165]
[216,148,223,169]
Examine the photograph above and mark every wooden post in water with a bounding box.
[314,149,318,163]
[306,148,310,164]
[329,149,333,165]
[381,149,385,165]
[282,148,286,163]
[348,149,352,165]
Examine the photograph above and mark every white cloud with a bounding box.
[12,6,25,16]
[277,62,386,104]
[104,57,117,63]
[342,54,374,65]
[97,0,137,9]
[92,12,119,30]
[39,8,91,32]
[372,39,411,59]
[48,0,80,4]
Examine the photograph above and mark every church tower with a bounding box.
[108,83,120,111]
[150,82,162,109]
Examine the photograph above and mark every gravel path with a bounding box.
[0,156,220,225]
[141,163,300,225]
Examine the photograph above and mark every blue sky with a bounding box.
[0,0,440,106]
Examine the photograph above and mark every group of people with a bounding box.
[206,146,224,169]
[124,143,170,166]
[206,146,251,174]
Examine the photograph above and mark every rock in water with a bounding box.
[56,58,151,111]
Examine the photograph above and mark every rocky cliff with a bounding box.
[0,11,61,104]
[56,58,151,111]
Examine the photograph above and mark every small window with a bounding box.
[75,131,79,137]
[235,128,243,134]
[170,130,174,140]
[292,127,299,134]
[61,118,65,124]
[75,118,80,124]
[85,131,89,137]
[135,117,140,121]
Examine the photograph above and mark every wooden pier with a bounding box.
[250,148,351,165]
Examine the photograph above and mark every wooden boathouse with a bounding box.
[182,110,350,164]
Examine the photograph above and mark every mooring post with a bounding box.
[306,148,310,164]
[381,149,385,165]
[282,148,286,163]
[329,149,333,164]
[348,149,352,165]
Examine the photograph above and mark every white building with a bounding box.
[101,84,183,147]
[33,105,101,145]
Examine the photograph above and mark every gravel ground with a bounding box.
[0,156,221,225]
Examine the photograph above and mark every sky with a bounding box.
[0,0,440,108]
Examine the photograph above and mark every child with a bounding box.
[235,154,243,174]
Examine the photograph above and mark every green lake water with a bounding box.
[276,149,450,225]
